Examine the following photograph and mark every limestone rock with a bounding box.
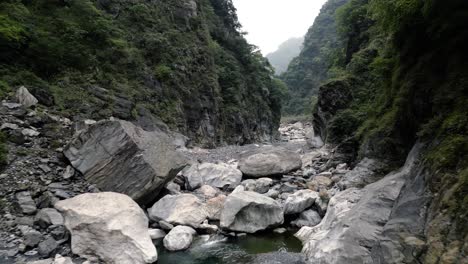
[34,208,64,228]
[55,192,157,264]
[148,194,207,227]
[238,146,301,177]
[284,190,319,215]
[16,86,38,108]
[182,162,242,191]
[163,225,197,251]
[64,120,188,204]
[220,191,283,233]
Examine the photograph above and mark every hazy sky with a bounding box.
[232,0,327,55]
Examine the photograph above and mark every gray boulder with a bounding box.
[15,191,37,215]
[291,210,322,227]
[163,225,197,251]
[238,146,301,177]
[55,192,157,264]
[284,190,319,215]
[16,86,38,108]
[64,120,188,204]
[34,208,64,228]
[220,191,283,233]
[148,194,207,227]
[182,162,242,191]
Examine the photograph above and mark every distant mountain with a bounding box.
[266,37,304,75]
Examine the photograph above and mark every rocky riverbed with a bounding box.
[0,87,434,264]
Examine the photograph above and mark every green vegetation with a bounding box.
[281,0,349,116]
[0,0,282,146]
[299,0,468,261]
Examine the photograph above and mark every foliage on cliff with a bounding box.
[0,0,283,146]
[311,0,468,262]
[280,0,349,116]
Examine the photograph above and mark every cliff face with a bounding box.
[281,0,349,116]
[0,0,283,147]
[309,0,468,262]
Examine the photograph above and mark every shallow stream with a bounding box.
[155,231,303,264]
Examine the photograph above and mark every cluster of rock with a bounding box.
[279,122,312,142]
[3,90,388,264]
[0,89,98,263]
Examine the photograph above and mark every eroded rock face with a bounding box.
[163,225,197,251]
[55,192,157,264]
[295,145,422,264]
[147,194,207,228]
[182,162,242,191]
[238,147,302,177]
[220,191,283,233]
[64,120,188,204]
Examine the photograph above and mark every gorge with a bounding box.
[0,0,467,264]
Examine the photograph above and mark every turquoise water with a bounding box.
[155,232,303,264]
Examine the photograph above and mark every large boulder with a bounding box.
[238,146,301,177]
[55,192,157,264]
[16,86,38,108]
[295,145,422,264]
[64,120,188,204]
[182,162,242,190]
[284,190,319,215]
[220,191,283,233]
[148,194,207,227]
[163,225,197,251]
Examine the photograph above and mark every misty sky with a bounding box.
[232,0,327,55]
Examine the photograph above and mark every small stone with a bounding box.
[35,208,64,228]
[39,164,52,174]
[23,229,43,247]
[273,228,287,234]
[62,166,75,180]
[148,229,166,240]
[53,254,74,264]
[15,191,37,215]
[159,220,174,231]
[163,225,197,251]
[2,102,22,109]
[0,123,19,130]
[22,128,40,137]
[312,176,333,188]
[38,237,58,257]
[16,216,35,226]
[280,182,297,193]
[165,181,181,195]
[24,250,39,256]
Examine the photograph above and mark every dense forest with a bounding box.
[281,0,348,116]
[291,0,467,262]
[0,0,285,147]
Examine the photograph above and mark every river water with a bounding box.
[155,231,303,264]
